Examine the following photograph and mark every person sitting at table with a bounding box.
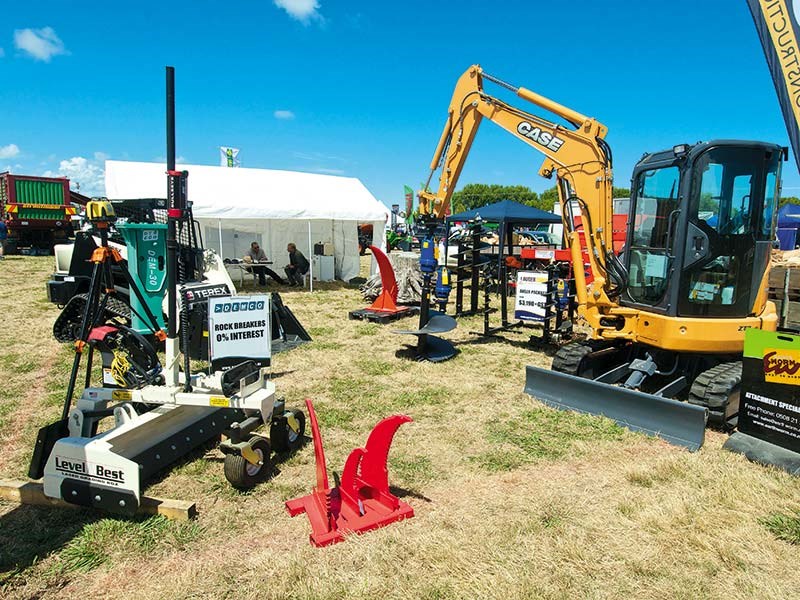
[284,242,310,287]
[244,241,286,286]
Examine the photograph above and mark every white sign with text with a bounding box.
[208,295,271,362]
[514,271,549,321]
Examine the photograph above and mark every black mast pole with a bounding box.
[166,66,177,343]
[164,66,186,389]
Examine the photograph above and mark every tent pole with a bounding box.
[217,219,223,257]
[308,221,313,292]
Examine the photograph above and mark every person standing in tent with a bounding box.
[244,241,286,286]
[284,242,310,287]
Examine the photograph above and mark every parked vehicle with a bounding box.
[0,172,82,254]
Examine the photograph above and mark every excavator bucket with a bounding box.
[523,365,707,451]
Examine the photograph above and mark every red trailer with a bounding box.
[0,172,78,254]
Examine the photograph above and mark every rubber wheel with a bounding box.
[223,436,272,490]
[688,361,742,430]
[270,409,306,452]
[552,341,598,378]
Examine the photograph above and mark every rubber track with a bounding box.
[688,361,742,411]
[552,341,595,375]
[53,293,132,343]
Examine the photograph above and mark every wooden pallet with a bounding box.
[348,306,419,324]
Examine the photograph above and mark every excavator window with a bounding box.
[677,146,780,317]
[627,166,681,306]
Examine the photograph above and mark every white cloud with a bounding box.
[44,156,105,196]
[14,27,68,62]
[315,167,344,175]
[274,0,323,23]
[0,144,20,159]
[274,110,295,120]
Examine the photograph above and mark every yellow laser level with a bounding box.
[86,198,116,223]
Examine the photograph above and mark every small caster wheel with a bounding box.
[223,436,272,489]
[270,408,306,452]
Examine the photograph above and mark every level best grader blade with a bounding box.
[524,365,708,451]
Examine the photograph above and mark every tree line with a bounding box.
[450,183,631,214]
[448,183,800,214]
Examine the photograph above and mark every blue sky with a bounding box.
[1,0,799,207]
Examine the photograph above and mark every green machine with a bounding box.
[118,222,168,334]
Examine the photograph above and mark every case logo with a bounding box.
[517,121,565,152]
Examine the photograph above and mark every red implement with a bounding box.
[285,399,414,547]
[367,245,404,313]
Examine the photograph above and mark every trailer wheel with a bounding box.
[270,409,306,452]
[223,436,272,490]
[688,361,741,430]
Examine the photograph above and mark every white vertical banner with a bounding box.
[219,146,240,167]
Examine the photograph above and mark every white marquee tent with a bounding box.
[104,160,389,282]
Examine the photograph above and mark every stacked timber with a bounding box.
[361,251,423,304]
[769,250,800,326]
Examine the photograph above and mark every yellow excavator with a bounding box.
[419,65,785,449]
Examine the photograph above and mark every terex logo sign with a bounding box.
[517,121,565,152]
[55,456,126,483]
[214,300,266,313]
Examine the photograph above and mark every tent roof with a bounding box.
[104,160,389,222]
[778,202,800,227]
[447,199,561,225]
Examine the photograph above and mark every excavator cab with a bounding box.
[622,140,783,320]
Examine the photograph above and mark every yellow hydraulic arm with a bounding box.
[419,64,620,313]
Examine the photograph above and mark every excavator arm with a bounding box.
[419,65,623,314]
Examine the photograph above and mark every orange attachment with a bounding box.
[90,246,124,264]
[505,256,523,269]
[367,245,403,313]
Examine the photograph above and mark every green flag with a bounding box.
[403,185,414,224]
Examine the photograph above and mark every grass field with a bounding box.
[1,254,800,599]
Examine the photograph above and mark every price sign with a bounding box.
[514,271,549,321]
[208,295,271,366]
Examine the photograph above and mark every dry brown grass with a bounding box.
[1,254,800,599]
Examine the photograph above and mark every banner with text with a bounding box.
[747,0,800,171]
[740,328,800,453]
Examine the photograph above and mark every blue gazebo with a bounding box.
[777,203,800,250]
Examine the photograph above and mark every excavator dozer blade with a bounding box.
[524,365,707,451]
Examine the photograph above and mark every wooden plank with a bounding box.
[769,266,800,289]
[772,299,800,326]
[0,479,197,521]
[768,288,800,301]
